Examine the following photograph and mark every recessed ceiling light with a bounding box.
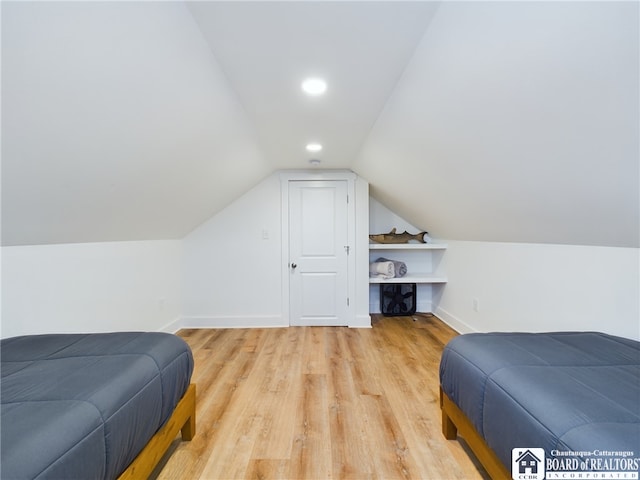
[301,77,327,96]
[306,143,323,153]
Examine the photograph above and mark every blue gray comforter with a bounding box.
[1,332,193,480]
[440,332,640,470]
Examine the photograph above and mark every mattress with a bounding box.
[440,332,640,469]
[1,332,194,480]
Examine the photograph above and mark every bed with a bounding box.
[439,332,640,479]
[1,332,196,480]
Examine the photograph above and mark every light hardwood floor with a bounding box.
[154,314,489,480]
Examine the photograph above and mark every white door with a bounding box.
[289,180,349,326]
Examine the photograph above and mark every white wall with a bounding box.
[182,174,284,328]
[354,177,371,327]
[434,241,640,340]
[182,171,371,328]
[1,171,371,337]
[369,196,431,243]
[1,240,181,338]
[4,190,635,340]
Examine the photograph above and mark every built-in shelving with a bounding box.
[368,243,448,284]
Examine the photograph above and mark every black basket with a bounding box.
[380,283,417,316]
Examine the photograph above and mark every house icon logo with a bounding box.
[512,448,545,480]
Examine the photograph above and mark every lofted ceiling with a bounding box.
[2,1,638,248]
[186,1,439,170]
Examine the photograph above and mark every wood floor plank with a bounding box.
[341,328,383,396]
[288,374,333,480]
[244,459,290,480]
[251,328,304,460]
[326,343,376,479]
[358,392,419,480]
[301,327,328,375]
[157,314,489,480]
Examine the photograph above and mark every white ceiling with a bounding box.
[2,1,272,246]
[354,1,639,247]
[187,1,439,170]
[2,1,638,248]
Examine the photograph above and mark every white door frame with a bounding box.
[280,170,357,327]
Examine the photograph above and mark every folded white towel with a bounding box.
[369,261,395,279]
[375,257,407,278]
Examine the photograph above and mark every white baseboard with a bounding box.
[162,310,474,333]
[350,314,372,328]
[434,306,477,334]
[159,317,184,334]
[178,314,371,329]
[181,315,287,329]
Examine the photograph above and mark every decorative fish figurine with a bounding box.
[369,228,428,244]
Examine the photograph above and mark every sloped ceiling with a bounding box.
[1,1,272,246]
[354,1,639,248]
[2,1,638,248]
[186,1,439,170]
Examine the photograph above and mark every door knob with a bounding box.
[291,263,297,269]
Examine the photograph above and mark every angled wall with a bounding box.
[2,1,270,246]
[355,1,639,339]
[354,1,639,248]
[181,174,284,327]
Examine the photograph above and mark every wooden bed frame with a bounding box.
[118,384,196,480]
[440,387,510,480]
